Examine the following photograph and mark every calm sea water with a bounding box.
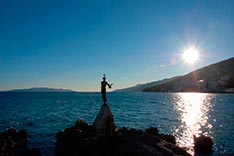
[0,92,233,156]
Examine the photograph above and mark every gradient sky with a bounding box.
[0,0,234,91]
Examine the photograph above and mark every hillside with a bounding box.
[143,57,234,93]
[6,87,76,92]
[114,77,178,92]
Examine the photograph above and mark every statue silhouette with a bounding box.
[101,74,113,104]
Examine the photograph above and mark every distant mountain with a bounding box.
[6,87,76,92]
[143,57,234,93]
[114,77,178,92]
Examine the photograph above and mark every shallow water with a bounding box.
[0,92,233,155]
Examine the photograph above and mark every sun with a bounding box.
[182,47,199,64]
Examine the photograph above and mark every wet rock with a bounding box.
[0,128,41,156]
[193,135,213,155]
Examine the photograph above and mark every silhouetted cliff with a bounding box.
[114,77,178,92]
[143,57,234,93]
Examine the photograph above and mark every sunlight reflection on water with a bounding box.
[173,93,214,155]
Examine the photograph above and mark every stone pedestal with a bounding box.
[93,104,116,137]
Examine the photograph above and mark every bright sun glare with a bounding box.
[182,47,199,64]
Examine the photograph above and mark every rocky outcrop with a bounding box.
[0,128,40,156]
[56,120,191,156]
[55,104,192,156]
[193,135,213,155]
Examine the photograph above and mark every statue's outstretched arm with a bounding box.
[108,83,113,89]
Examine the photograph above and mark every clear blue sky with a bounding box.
[0,0,234,91]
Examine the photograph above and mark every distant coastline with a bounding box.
[0,87,77,93]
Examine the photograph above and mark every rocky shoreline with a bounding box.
[55,104,213,156]
[0,128,40,156]
[56,119,190,156]
[0,104,213,156]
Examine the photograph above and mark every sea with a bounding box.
[0,92,233,156]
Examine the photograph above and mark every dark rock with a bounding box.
[145,127,159,136]
[145,128,176,145]
[27,148,41,156]
[0,128,41,156]
[160,134,176,145]
[193,135,213,154]
[118,127,161,146]
[123,128,144,139]
[55,119,96,156]
[163,143,191,156]
[75,118,89,129]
